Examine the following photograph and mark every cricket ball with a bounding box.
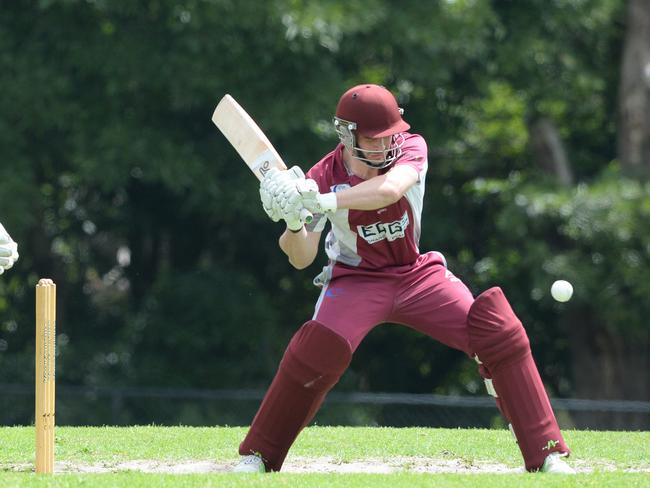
[551,280,573,302]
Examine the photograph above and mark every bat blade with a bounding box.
[212,94,312,223]
[212,94,287,181]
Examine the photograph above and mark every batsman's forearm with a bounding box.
[334,180,398,210]
[335,167,416,210]
[279,228,319,270]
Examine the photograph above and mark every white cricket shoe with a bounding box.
[232,454,266,473]
[541,452,575,474]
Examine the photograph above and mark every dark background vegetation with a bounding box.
[0,0,648,429]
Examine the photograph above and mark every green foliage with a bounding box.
[458,167,650,407]
[461,81,529,164]
[470,167,650,337]
[0,0,645,427]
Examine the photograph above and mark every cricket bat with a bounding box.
[212,94,312,224]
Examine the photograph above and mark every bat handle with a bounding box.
[300,208,313,225]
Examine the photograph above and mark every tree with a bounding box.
[0,0,645,429]
[618,0,650,175]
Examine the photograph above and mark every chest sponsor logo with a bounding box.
[357,211,409,244]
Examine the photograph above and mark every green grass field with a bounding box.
[0,426,648,487]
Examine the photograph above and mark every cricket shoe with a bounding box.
[540,452,575,474]
[232,453,266,473]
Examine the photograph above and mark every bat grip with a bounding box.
[300,208,313,225]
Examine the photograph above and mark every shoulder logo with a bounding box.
[330,184,350,193]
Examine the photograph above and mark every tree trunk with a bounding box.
[618,0,650,175]
[529,117,574,186]
[567,307,649,429]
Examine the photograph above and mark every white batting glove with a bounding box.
[259,168,284,222]
[298,179,338,214]
[271,168,304,231]
[283,206,304,231]
[272,166,306,196]
[275,180,305,231]
[0,223,19,275]
[260,166,314,230]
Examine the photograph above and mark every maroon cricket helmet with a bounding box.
[335,84,410,138]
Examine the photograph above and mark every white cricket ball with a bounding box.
[551,280,573,302]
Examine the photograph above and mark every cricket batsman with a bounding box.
[0,223,19,275]
[234,84,574,474]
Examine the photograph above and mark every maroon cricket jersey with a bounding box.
[305,133,428,275]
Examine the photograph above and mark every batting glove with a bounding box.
[261,166,312,230]
[0,223,19,275]
[298,179,337,214]
[259,168,285,222]
[275,182,305,231]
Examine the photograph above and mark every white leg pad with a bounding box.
[509,423,518,442]
[484,378,498,398]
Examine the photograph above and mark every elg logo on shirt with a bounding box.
[357,211,409,244]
